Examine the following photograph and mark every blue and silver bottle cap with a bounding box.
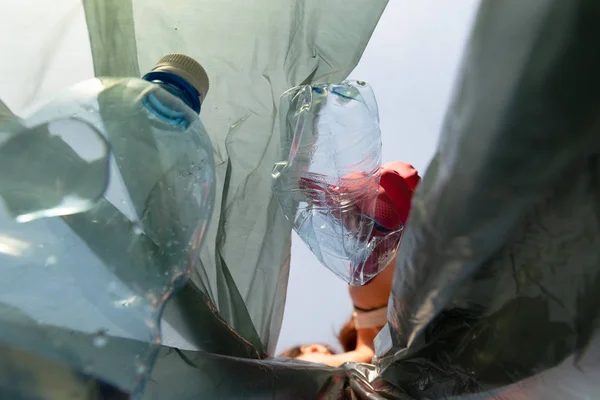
[143,54,209,114]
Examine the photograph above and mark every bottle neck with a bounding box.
[142,71,201,114]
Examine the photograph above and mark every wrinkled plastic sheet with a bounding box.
[372,0,600,398]
[80,0,389,357]
[0,0,388,397]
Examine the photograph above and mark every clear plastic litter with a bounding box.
[273,81,404,285]
[0,72,216,395]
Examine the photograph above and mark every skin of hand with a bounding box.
[349,254,397,311]
[297,254,398,367]
[296,331,377,366]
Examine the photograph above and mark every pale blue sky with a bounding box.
[277,0,480,353]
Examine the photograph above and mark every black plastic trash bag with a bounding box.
[372,0,600,398]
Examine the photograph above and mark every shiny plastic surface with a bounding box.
[373,0,600,398]
[273,81,403,285]
[0,78,216,396]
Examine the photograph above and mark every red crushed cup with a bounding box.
[352,162,420,283]
[298,162,420,285]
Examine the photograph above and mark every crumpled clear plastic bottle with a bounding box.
[272,81,404,286]
[0,54,215,396]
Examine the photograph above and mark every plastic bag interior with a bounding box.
[1,0,600,399]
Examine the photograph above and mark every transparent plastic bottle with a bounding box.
[273,81,404,285]
[0,54,216,395]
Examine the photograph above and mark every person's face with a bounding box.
[295,344,334,364]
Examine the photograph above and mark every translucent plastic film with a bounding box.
[81,0,389,355]
[273,82,403,285]
[0,1,388,398]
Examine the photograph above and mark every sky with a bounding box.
[276,0,480,354]
[0,0,480,355]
